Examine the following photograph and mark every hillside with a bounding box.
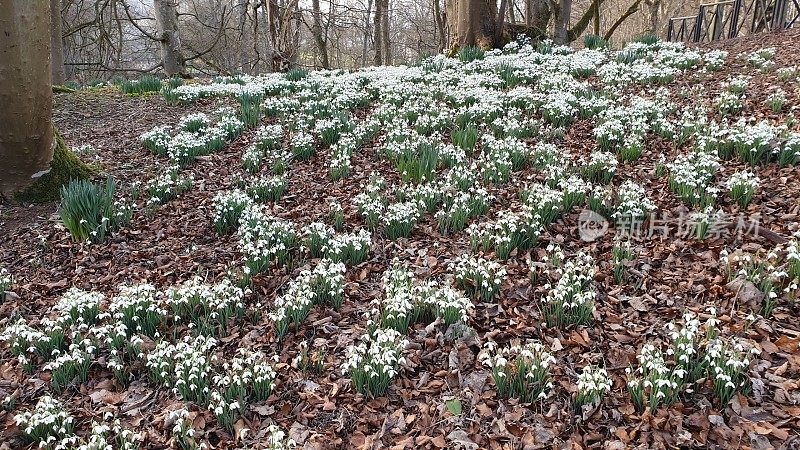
[1,28,799,449]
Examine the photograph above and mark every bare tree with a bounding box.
[553,0,572,44]
[50,0,66,84]
[154,0,186,76]
[238,0,250,73]
[432,0,446,51]
[644,0,662,33]
[527,0,553,38]
[53,0,698,78]
[374,0,383,64]
[1,0,55,195]
[446,0,500,48]
[265,0,301,71]
[311,0,330,68]
[362,0,373,65]
[593,0,601,34]
[381,0,390,63]
[603,0,642,40]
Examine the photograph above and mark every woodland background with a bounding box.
[55,0,704,81]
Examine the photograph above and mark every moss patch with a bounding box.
[52,85,77,94]
[14,127,93,203]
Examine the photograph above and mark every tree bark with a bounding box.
[238,0,249,74]
[264,0,280,71]
[311,0,330,68]
[0,0,55,196]
[290,0,300,68]
[153,0,185,76]
[380,0,389,64]
[519,0,550,40]
[252,2,262,73]
[553,0,572,44]
[566,0,605,42]
[50,0,65,85]
[593,0,600,35]
[373,0,382,65]
[494,0,508,46]
[644,0,661,34]
[361,0,372,66]
[432,0,440,50]
[263,0,300,72]
[380,0,390,64]
[447,0,499,48]
[525,0,533,26]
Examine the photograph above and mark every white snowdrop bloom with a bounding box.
[238,204,297,273]
[450,254,507,301]
[726,170,760,191]
[14,396,74,446]
[343,327,408,397]
[177,112,210,131]
[52,287,103,324]
[576,365,612,406]
[480,340,554,402]
[612,180,656,221]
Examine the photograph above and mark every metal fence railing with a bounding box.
[667,0,799,42]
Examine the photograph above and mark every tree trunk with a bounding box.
[0,0,55,196]
[494,0,508,46]
[530,0,551,37]
[153,0,185,76]
[263,0,300,72]
[567,0,605,42]
[290,1,300,69]
[311,0,330,68]
[380,0,390,64]
[49,0,65,85]
[265,0,277,71]
[433,0,446,52]
[373,0,382,65]
[553,0,572,44]
[238,0,249,74]
[362,0,372,66]
[644,0,661,34]
[447,0,499,48]
[252,2,262,73]
[525,0,533,26]
[603,0,642,40]
[593,0,600,35]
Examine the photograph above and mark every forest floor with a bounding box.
[1,29,800,450]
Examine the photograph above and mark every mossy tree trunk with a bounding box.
[15,128,93,203]
[1,0,90,202]
[0,0,55,197]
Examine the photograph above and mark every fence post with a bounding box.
[752,0,762,32]
[713,3,724,39]
[789,0,800,28]
[729,0,743,37]
[774,0,789,28]
[694,5,706,41]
